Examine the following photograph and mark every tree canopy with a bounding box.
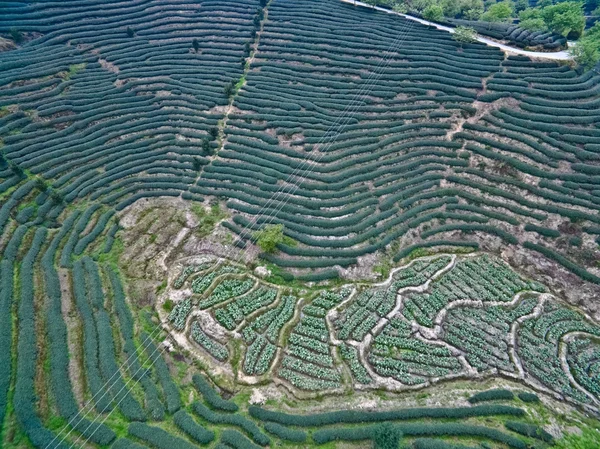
[541,1,586,38]
[453,25,478,46]
[481,1,514,22]
[518,1,585,38]
[253,224,287,253]
[423,4,444,22]
[571,23,600,69]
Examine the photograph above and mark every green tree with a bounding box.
[253,224,286,253]
[453,25,478,46]
[9,27,23,43]
[127,26,135,37]
[519,6,548,30]
[192,38,199,52]
[9,162,24,177]
[514,0,530,13]
[49,190,64,204]
[464,6,485,20]
[571,40,599,70]
[482,1,515,22]
[541,1,585,38]
[224,80,237,98]
[34,177,48,192]
[423,4,444,22]
[587,22,600,40]
[440,0,462,17]
[571,23,600,69]
[192,157,202,171]
[202,138,212,154]
[392,3,408,13]
[439,0,483,19]
[520,17,548,31]
[412,0,434,11]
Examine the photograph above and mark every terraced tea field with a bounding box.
[1,0,600,448]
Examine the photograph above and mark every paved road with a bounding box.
[341,0,573,60]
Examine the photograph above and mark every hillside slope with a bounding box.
[2,0,600,307]
[1,1,600,449]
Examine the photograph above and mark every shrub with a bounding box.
[174,410,215,444]
[74,209,115,254]
[413,439,477,449]
[192,374,238,412]
[524,223,560,238]
[221,429,263,449]
[313,422,528,448]
[505,421,554,443]
[128,422,197,449]
[142,334,181,414]
[13,228,70,449]
[469,389,515,404]
[517,392,539,403]
[108,269,165,421]
[263,422,307,442]
[373,423,403,449]
[523,241,600,284]
[112,438,149,449]
[0,260,16,434]
[249,404,524,427]
[71,259,112,413]
[192,402,270,446]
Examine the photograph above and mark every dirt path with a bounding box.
[342,0,573,60]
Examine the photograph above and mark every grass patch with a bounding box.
[191,203,228,238]
[163,298,174,313]
[554,426,600,449]
[95,235,124,269]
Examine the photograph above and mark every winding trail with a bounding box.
[341,0,573,60]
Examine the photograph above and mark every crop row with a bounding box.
[517,301,600,404]
[191,265,243,294]
[214,286,277,330]
[276,290,349,390]
[169,298,192,330]
[173,263,214,289]
[369,318,463,385]
[241,295,296,375]
[402,255,543,327]
[191,321,229,362]
[567,337,600,398]
[441,298,539,373]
